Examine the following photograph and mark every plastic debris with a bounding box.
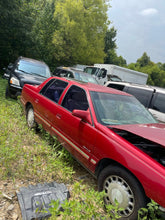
[17,181,70,220]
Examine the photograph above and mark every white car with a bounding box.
[105,81,165,123]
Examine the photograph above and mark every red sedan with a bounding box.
[21,76,165,220]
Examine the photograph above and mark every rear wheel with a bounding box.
[26,105,36,129]
[98,165,147,220]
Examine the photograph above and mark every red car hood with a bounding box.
[109,123,165,147]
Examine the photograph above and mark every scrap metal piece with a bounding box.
[17,181,70,220]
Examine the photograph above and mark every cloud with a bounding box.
[140,8,158,16]
[108,0,165,63]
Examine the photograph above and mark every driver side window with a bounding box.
[62,85,89,112]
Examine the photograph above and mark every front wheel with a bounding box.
[98,165,147,220]
[26,105,37,129]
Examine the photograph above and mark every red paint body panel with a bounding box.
[110,123,165,147]
[92,123,165,206]
[21,77,165,208]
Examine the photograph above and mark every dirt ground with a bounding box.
[0,179,28,220]
[0,165,97,220]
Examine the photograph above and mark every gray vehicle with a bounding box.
[105,81,165,123]
[84,64,148,85]
[53,67,99,84]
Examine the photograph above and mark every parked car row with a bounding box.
[3,57,98,99]
[105,81,165,123]
[20,76,165,220]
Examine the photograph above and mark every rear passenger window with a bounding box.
[126,87,153,108]
[40,79,68,103]
[152,93,165,113]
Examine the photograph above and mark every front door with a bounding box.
[55,85,97,168]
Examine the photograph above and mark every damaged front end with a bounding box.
[110,127,165,167]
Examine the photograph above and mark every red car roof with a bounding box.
[50,76,132,96]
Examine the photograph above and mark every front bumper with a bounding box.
[8,84,22,98]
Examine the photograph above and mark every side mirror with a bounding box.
[101,69,107,78]
[8,63,13,70]
[72,109,92,124]
[3,73,10,79]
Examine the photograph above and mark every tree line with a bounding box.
[0,0,165,87]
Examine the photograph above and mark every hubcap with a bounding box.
[27,108,34,128]
[104,175,135,217]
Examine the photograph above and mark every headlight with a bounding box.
[10,76,20,86]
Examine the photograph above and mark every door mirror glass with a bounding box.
[8,63,13,70]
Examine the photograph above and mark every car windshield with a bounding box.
[90,91,157,125]
[17,60,51,78]
[74,72,98,84]
[84,67,99,75]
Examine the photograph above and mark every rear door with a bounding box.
[149,92,165,123]
[34,79,68,131]
[124,87,153,108]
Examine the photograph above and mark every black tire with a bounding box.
[26,105,37,129]
[98,165,147,220]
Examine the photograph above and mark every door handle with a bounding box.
[56,114,61,119]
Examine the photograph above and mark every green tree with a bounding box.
[104,27,126,66]
[0,0,20,67]
[31,0,58,69]
[105,50,126,66]
[117,55,127,66]
[0,0,36,69]
[52,0,109,66]
[104,27,117,54]
[136,52,151,67]
[128,57,165,87]
[146,65,165,87]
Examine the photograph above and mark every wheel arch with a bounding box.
[25,102,37,129]
[25,102,33,112]
[95,158,147,196]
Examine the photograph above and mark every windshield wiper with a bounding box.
[30,72,46,78]
[18,69,47,77]
[18,69,28,74]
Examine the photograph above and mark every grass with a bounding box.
[0,77,75,183]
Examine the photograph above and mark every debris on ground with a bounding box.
[17,181,70,220]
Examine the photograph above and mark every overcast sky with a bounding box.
[108,0,165,64]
